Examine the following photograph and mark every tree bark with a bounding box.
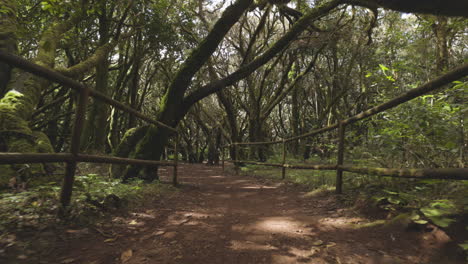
[115,0,342,180]
[118,0,255,180]
[82,6,111,153]
[0,8,81,184]
[345,0,468,18]
[0,0,17,98]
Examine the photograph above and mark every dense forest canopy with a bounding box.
[0,0,466,186]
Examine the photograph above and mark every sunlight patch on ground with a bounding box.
[288,247,313,258]
[302,186,334,198]
[271,254,300,264]
[318,216,367,229]
[241,185,263,189]
[255,217,306,234]
[229,240,277,251]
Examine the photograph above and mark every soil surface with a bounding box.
[5,163,466,263]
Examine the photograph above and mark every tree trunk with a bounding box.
[291,84,300,155]
[83,7,111,153]
[432,17,449,74]
[113,0,341,181]
[128,31,143,129]
[116,0,254,180]
[0,0,17,98]
[0,9,75,184]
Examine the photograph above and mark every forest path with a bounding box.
[52,163,461,264]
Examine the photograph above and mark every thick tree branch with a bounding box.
[163,0,254,102]
[181,0,342,111]
[345,0,468,18]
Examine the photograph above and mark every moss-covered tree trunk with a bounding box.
[81,6,111,153]
[0,0,17,98]
[127,31,143,129]
[0,1,72,185]
[0,4,117,185]
[113,0,254,180]
[113,0,342,181]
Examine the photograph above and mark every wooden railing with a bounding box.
[221,63,468,193]
[0,51,179,207]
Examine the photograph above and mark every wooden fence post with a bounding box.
[60,86,89,207]
[173,133,179,186]
[336,122,346,194]
[281,139,286,179]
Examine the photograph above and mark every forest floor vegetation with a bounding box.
[0,163,466,263]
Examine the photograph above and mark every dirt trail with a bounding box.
[44,164,463,264]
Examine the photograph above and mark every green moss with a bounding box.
[33,131,54,153]
[0,0,18,45]
[111,126,149,179]
[0,164,15,188]
[114,126,146,156]
[8,136,34,152]
[0,91,34,133]
[384,213,413,228]
[121,125,169,182]
[0,94,54,185]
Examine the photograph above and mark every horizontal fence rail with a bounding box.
[0,153,176,167]
[338,166,468,180]
[229,63,468,145]
[230,160,468,180]
[222,63,468,192]
[0,51,179,208]
[0,51,177,132]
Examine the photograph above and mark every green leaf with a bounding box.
[379,64,389,72]
[458,242,468,250]
[420,204,456,228]
[388,197,402,205]
[430,217,455,228]
[383,190,398,195]
[414,219,428,224]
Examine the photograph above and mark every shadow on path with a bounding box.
[54,163,465,264]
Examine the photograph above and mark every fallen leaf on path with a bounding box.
[104,238,117,243]
[326,242,336,248]
[312,240,324,246]
[121,249,133,263]
[154,230,166,236]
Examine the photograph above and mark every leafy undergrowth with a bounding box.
[238,163,468,257]
[0,172,177,260]
[0,173,176,233]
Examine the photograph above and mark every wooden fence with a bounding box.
[0,51,179,207]
[221,63,468,193]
